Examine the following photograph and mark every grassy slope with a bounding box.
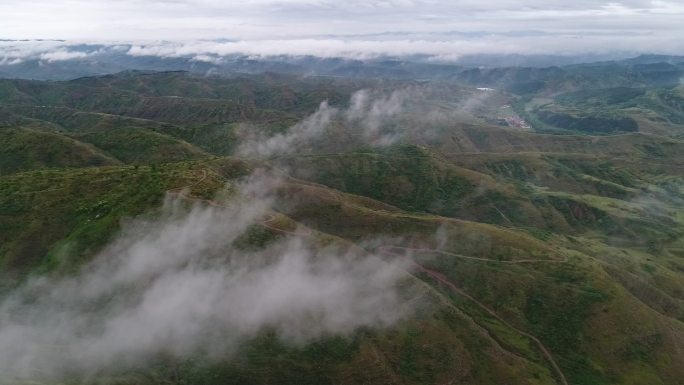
[0,126,120,174]
[0,163,200,280]
[519,86,684,136]
[1,157,682,384]
[0,161,560,385]
[68,126,210,164]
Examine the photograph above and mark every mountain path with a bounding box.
[408,258,569,385]
[379,245,568,385]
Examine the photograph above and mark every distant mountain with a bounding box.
[2,43,683,92]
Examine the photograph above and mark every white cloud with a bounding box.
[0,1,681,57]
[123,33,683,60]
[237,89,410,158]
[39,49,89,62]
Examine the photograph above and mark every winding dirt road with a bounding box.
[383,245,568,265]
[379,246,569,385]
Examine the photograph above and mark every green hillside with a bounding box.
[0,71,683,385]
[0,126,119,174]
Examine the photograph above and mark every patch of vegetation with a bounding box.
[0,162,220,278]
[0,127,118,174]
[535,109,638,134]
[69,126,209,164]
[282,145,475,215]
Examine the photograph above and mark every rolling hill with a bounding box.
[0,70,683,385]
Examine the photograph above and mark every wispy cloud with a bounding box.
[0,41,125,66]
[39,49,89,62]
[0,170,410,380]
[237,89,410,158]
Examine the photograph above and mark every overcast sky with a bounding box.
[1,1,683,57]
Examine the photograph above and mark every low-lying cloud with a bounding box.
[124,36,684,61]
[2,33,683,71]
[237,89,410,158]
[0,170,410,381]
[0,41,126,66]
[39,49,90,62]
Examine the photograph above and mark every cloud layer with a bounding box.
[0,1,683,56]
